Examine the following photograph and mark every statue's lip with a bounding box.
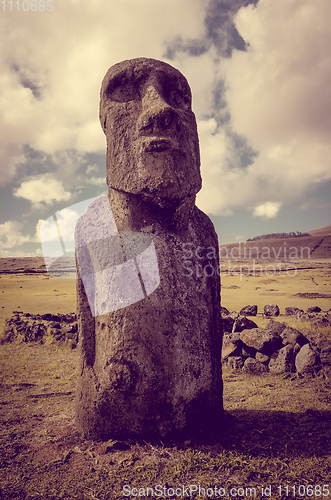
[143,138,177,152]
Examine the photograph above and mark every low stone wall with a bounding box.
[222,305,331,378]
[2,312,78,348]
[2,306,331,378]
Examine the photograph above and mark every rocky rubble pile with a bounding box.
[222,305,331,378]
[1,312,78,347]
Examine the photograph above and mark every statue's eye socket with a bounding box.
[107,77,139,103]
[107,72,140,102]
[162,78,191,110]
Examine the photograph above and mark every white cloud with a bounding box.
[0,0,208,186]
[252,202,282,220]
[0,220,36,249]
[218,0,331,212]
[196,118,237,215]
[13,174,72,209]
[0,145,26,188]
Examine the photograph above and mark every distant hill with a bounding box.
[0,257,47,274]
[247,231,310,241]
[307,223,331,237]
[220,224,331,260]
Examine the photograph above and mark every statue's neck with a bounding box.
[107,188,195,233]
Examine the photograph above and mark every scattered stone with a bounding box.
[241,345,257,358]
[268,345,295,374]
[240,305,258,316]
[296,312,315,321]
[285,307,304,316]
[293,342,302,355]
[223,316,235,333]
[306,306,322,313]
[242,358,268,374]
[222,342,241,362]
[223,332,241,345]
[295,344,320,376]
[265,320,286,336]
[264,304,280,317]
[312,316,331,328]
[221,307,230,316]
[255,352,270,364]
[280,326,308,347]
[232,316,258,333]
[2,312,78,346]
[240,328,283,356]
[227,356,244,370]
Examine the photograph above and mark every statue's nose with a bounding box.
[137,85,179,137]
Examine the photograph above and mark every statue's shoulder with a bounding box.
[191,205,218,246]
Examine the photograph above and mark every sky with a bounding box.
[1,0,331,257]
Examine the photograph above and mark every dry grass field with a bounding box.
[0,254,330,499]
[221,259,331,314]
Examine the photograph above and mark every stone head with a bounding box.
[100,58,202,207]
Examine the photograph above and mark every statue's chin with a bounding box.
[139,189,184,209]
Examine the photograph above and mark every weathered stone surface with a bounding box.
[255,352,270,364]
[285,307,304,316]
[223,332,240,345]
[296,312,314,321]
[240,328,283,356]
[306,306,322,313]
[264,304,280,317]
[221,306,230,316]
[240,305,258,316]
[295,344,320,376]
[227,356,244,370]
[232,316,258,333]
[265,320,286,336]
[242,358,268,374]
[75,58,223,441]
[222,342,240,361]
[223,315,235,333]
[312,316,331,328]
[280,326,308,347]
[241,345,257,358]
[268,345,295,374]
[293,343,302,356]
[222,333,241,361]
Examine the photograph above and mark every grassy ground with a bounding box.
[0,261,330,499]
[0,342,330,499]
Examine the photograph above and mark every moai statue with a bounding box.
[75,58,223,440]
